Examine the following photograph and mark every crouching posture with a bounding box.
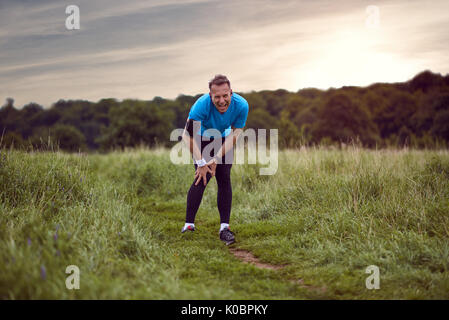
[181,74,249,245]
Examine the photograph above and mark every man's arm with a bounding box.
[182,118,213,185]
[215,127,244,159]
[182,118,203,162]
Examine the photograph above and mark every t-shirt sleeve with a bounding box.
[188,95,208,121]
[233,100,249,128]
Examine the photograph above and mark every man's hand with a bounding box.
[206,158,217,177]
[194,164,213,186]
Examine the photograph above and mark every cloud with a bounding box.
[1,0,449,108]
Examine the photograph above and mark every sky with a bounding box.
[1,0,449,108]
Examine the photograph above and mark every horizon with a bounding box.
[3,68,448,109]
[1,0,449,108]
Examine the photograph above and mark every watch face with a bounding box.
[196,159,207,167]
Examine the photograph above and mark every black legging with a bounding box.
[186,136,233,224]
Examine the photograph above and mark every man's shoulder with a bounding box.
[191,93,211,112]
[195,93,211,105]
[232,93,249,110]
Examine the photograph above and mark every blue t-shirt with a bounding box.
[188,92,249,137]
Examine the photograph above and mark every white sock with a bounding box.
[220,223,229,232]
[183,223,195,230]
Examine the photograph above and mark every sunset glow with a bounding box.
[1,0,448,107]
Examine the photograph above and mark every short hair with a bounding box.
[208,74,231,90]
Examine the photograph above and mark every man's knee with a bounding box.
[192,172,213,187]
[215,167,232,185]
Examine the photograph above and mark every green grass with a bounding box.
[1,146,448,299]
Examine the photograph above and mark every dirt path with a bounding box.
[229,248,285,270]
[229,248,327,294]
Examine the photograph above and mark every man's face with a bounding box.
[210,83,232,114]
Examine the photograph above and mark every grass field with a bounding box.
[1,146,448,299]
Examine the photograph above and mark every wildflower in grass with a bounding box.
[54,233,58,241]
[40,265,46,280]
[27,238,31,246]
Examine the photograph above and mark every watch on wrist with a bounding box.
[195,158,207,167]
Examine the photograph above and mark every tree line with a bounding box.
[1,70,448,152]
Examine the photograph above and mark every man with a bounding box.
[181,74,249,245]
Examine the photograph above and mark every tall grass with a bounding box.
[1,146,448,299]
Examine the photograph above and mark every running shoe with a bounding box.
[219,227,235,245]
[181,225,195,233]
